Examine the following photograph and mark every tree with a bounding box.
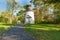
[6,0,22,24]
[30,0,60,23]
[6,0,17,11]
[6,0,17,24]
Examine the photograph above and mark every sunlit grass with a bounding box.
[0,25,10,29]
[24,27,60,30]
[25,24,60,40]
[0,24,16,29]
[25,24,60,30]
[0,24,14,36]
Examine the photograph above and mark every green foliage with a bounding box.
[0,11,18,24]
[17,10,25,23]
[0,0,60,24]
[32,0,60,24]
[0,11,9,24]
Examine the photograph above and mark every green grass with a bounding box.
[0,25,10,29]
[0,24,60,40]
[0,24,15,36]
[25,24,60,30]
[25,24,60,40]
[0,24,16,29]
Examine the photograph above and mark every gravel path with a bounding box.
[2,24,36,40]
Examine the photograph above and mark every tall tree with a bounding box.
[31,0,60,23]
[6,0,17,24]
[6,0,18,13]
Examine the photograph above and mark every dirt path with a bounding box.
[2,24,36,40]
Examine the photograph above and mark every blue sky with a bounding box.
[0,0,34,12]
[0,0,6,11]
[16,0,31,6]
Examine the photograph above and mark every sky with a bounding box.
[0,0,34,12]
[0,0,6,12]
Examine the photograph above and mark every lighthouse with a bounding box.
[25,5,35,24]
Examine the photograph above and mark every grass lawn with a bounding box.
[0,24,60,40]
[25,24,60,40]
[0,24,15,36]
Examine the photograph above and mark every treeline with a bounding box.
[0,0,60,24]
[32,0,60,24]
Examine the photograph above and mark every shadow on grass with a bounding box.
[0,27,6,36]
[25,24,60,40]
[0,24,16,36]
[25,28,60,40]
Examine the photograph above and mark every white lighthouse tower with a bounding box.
[25,5,35,24]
